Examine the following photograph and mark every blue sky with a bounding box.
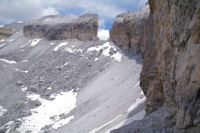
[0,0,147,29]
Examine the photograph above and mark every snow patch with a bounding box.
[17,90,77,133]
[54,42,68,51]
[21,87,28,92]
[127,97,146,113]
[133,81,140,88]
[30,39,41,47]
[15,68,29,73]
[0,25,4,28]
[0,105,7,117]
[0,39,5,42]
[0,59,16,64]
[111,52,122,62]
[89,115,122,133]
[52,115,74,129]
[0,121,14,133]
[105,110,145,133]
[9,39,14,42]
[50,42,55,45]
[64,47,74,53]
[98,29,109,40]
[47,87,52,90]
[94,58,99,61]
[87,42,122,62]
[0,43,7,48]
[64,62,70,66]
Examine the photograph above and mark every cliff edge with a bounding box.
[110,0,200,132]
[23,14,98,41]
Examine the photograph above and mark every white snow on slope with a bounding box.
[105,110,145,133]
[15,68,29,73]
[50,42,55,45]
[127,97,146,113]
[98,29,109,40]
[31,39,41,47]
[0,25,4,28]
[21,87,27,92]
[0,59,16,64]
[54,42,68,51]
[17,90,77,133]
[65,47,74,53]
[89,115,122,133]
[111,52,122,62]
[87,42,122,62]
[0,121,14,133]
[0,43,7,48]
[0,105,7,117]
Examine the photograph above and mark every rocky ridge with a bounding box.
[110,4,150,54]
[111,0,200,132]
[23,14,98,41]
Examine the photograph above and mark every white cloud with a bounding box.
[41,7,59,17]
[0,0,147,29]
[98,29,109,40]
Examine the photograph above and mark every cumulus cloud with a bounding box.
[40,7,60,17]
[0,0,147,29]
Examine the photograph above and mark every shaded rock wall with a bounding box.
[110,4,150,54]
[23,14,98,41]
[145,0,200,129]
[111,0,200,132]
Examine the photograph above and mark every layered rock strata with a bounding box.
[111,0,200,132]
[23,14,98,41]
[110,4,150,54]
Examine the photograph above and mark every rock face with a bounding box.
[23,14,98,41]
[110,4,150,54]
[0,28,14,40]
[111,0,200,132]
[0,21,24,40]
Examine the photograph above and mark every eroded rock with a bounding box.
[111,0,200,132]
[110,4,150,54]
[23,14,98,41]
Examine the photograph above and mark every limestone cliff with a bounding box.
[110,4,150,54]
[111,0,200,132]
[23,14,98,41]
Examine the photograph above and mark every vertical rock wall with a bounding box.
[110,4,150,54]
[111,0,200,132]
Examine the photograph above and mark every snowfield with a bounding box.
[17,90,77,133]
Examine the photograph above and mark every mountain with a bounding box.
[1,0,200,133]
[0,14,144,133]
[110,0,200,133]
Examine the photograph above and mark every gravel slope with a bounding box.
[0,29,145,133]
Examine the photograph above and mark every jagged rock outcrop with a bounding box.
[23,14,98,41]
[0,22,24,40]
[111,0,200,132]
[0,28,14,40]
[110,4,150,54]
